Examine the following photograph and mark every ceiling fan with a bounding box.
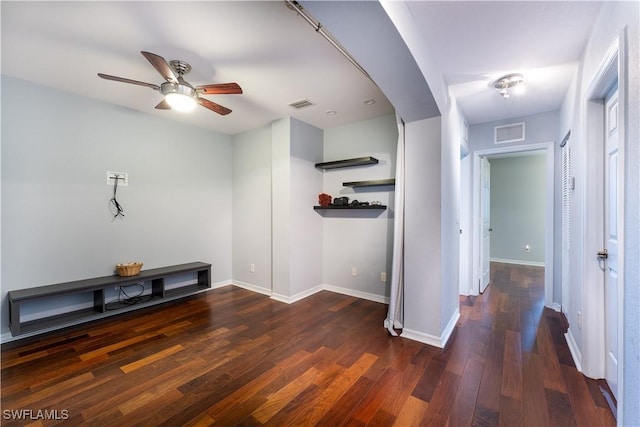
[98,51,242,115]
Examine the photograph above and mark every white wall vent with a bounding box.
[494,122,525,144]
[288,99,315,109]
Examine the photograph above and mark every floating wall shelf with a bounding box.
[343,178,395,187]
[313,205,386,210]
[315,156,379,170]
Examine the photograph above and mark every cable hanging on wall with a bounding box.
[110,174,125,218]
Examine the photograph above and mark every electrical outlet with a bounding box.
[525,244,530,252]
[577,311,582,329]
[381,272,386,282]
[250,263,255,273]
[351,267,357,277]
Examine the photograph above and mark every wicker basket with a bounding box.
[116,262,143,277]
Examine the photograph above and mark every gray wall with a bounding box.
[270,117,325,301]
[469,110,560,151]
[232,125,272,293]
[403,116,442,339]
[489,154,546,265]
[1,76,233,336]
[321,114,397,299]
[288,118,324,297]
[231,113,399,302]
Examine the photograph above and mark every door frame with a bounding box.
[581,34,625,417]
[471,142,555,309]
[479,156,491,293]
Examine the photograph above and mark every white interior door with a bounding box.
[480,157,491,292]
[604,85,619,399]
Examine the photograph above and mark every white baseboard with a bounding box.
[1,332,13,344]
[565,327,582,372]
[321,284,389,304]
[401,308,460,349]
[231,280,388,306]
[271,285,323,304]
[231,279,272,296]
[548,302,562,312]
[490,257,545,267]
[400,328,442,347]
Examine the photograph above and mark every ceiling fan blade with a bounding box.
[98,73,160,90]
[155,99,171,110]
[198,98,231,115]
[196,83,243,95]
[141,51,177,83]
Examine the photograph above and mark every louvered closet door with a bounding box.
[561,143,571,317]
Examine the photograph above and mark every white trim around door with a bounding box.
[471,142,555,309]
[580,33,625,419]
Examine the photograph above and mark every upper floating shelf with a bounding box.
[315,156,379,170]
[343,178,395,187]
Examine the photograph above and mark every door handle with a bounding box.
[597,249,608,260]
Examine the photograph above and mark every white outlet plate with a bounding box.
[381,272,386,282]
[250,263,255,273]
[107,171,128,186]
[351,267,357,276]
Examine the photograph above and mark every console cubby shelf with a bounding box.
[315,156,378,170]
[313,205,387,210]
[342,178,395,187]
[8,262,211,336]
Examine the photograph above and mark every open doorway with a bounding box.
[486,151,547,266]
[470,142,555,308]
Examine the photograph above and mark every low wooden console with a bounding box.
[8,262,211,336]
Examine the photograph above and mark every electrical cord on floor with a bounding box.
[110,175,125,218]
[105,284,153,310]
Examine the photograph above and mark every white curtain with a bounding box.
[385,114,405,336]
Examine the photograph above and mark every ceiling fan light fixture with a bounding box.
[162,82,197,112]
[165,92,197,112]
[99,51,241,116]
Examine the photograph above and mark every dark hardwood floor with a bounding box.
[1,263,616,426]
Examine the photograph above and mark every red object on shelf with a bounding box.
[318,193,332,206]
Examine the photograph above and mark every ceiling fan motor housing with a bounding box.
[160,81,196,97]
[169,60,191,77]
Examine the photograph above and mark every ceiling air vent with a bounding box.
[495,122,525,144]
[289,99,315,109]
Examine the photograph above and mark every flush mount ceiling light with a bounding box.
[493,73,525,99]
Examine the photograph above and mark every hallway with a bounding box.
[1,263,616,425]
[455,262,616,426]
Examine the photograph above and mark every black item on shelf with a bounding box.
[333,196,349,206]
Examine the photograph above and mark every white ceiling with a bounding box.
[403,0,603,124]
[1,1,604,134]
[1,1,393,135]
